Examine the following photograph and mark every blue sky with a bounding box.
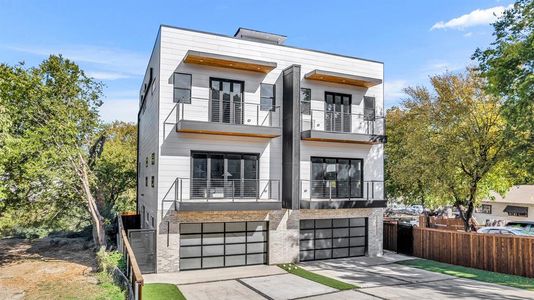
[0,0,511,123]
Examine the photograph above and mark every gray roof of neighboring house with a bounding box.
[482,185,534,205]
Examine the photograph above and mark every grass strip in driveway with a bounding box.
[279,264,357,290]
[143,283,186,300]
[398,259,534,291]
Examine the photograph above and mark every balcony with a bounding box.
[301,109,386,144]
[162,178,281,211]
[300,180,386,209]
[164,97,281,138]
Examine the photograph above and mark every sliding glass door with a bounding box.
[311,157,363,199]
[191,152,258,199]
[325,92,351,133]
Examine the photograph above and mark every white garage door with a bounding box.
[179,221,268,270]
[300,218,367,261]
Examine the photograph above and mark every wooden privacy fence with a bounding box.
[413,227,534,278]
[118,215,144,300]
[383,221,397,252]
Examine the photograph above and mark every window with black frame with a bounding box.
[364,96,376,121]
[260,83,275,111]
[300,88,311,115]
[210,79,244,124]
[173,73,192,103]
[311,157,363,199]
[191,152,258,199]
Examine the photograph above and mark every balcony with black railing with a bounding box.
[162,178,281,211]
[300,180,386,209]
[300,107,386,144]
[164,97,281,138]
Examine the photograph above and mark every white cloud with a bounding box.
[7,44,147,79]
[99,97,138,123]
[431,4,512,30]
[384,79,409,107]
[86,71,131,80]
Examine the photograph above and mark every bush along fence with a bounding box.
[118,214,144,300]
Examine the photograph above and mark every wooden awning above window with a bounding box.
[183,50,277,73]
[304,69,382,88]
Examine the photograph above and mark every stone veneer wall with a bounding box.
[156,208,383,273]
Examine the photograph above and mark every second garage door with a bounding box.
[179,221,268,270]
[299,218,367,261]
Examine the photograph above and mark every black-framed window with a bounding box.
[151,153,155,165]
[475,204,492,214]
[311,157,363,198]
[145,176,148,187]
[151,176,155,188]
[191,151,259,199]
[260,83,275,111]
[325,92,351,132]
[145,157,148,167]
[301,88,311,115]
[364,96,376,121]
[210,78,244,124]
[173,73,192,103]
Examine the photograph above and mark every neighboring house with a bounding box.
[137,25,386,273]
[474,185,534,225]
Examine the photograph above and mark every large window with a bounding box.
[260,83,275,111]
[311,157,363,199]
[191,152,258,199]
[173,73,192,103]
[210,78,244,124]
[300,88,311,115]
[325,92,351,132]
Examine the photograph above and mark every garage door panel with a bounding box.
[180,246,201,258]
[247,242,267,254]
[333,248,349,258]
[180,234,201,246]
[299,218,367,262]
[225,255,246,266]
[179,221,268,270]
[180,258,201,270]
[202,256,224,268]
[225,243,246,255]
[225,232,246,243]
[202,233,224,244]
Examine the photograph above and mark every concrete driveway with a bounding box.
[144,253,534,299]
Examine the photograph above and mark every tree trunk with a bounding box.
[76,153,107,248]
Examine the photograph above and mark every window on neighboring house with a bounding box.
[142,205,146,226]
[145,157,148,167]
[504,205,528,217]
[364,96,376,121]
[300,88,311,115]
[151,176,155,188]
[475,204,492,214]
[145,176,148,187]
[260,83,275,111]
[146,212,149,225]
[151,153,155,165]
[173,73,192,103]
[151,216,155,228]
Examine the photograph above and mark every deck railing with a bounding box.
[301,108,385,135]
[117,216,144,300]
[300,180,384,201]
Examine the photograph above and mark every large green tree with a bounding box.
[473,0,534,181]
[386,70,514,231]
[0,56,136,246]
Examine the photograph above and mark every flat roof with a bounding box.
[160,24,383,65]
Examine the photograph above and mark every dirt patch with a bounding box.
[0,237,110,300]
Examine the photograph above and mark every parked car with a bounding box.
[506,221,534,233]
[407,205,424,214]
[478,227,533,236]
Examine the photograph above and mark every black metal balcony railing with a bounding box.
[164,97,281,131]
[300,180,384,201]
[301,108,385,135]
[163,178,281,206]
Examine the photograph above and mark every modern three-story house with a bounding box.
[137,25,386,273]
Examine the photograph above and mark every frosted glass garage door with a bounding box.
[299,218,367,261]
[179,221,268,270]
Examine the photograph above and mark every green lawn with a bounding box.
[278,264,357,290]
[398,259,534,291]
[143,283,186,300]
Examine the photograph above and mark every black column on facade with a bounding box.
[282,65,301,210]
